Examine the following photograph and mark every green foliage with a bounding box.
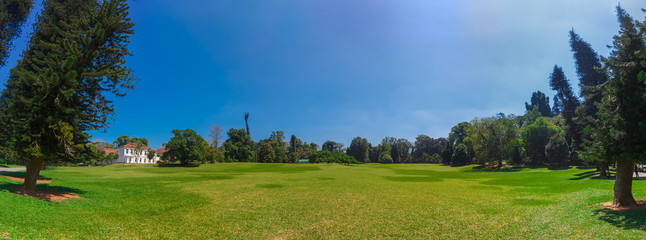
[321,140,344,152]
[521,117,563,166]
[412,135,448,163]
[309,150,360,164]
[257,143,276,163]
[451,143,468,166]
[525,91,552,117]
[378,151,393,163]
[549,65,581,151]
[223,128,255,162]
[449,122,470,146]
[466,115,519,166]
[545,134,569,166]
[346,137,370,163]
[0,0,34,66]
[163,129,209,166]
[508,139,525,165]
[113,136,149,147]
[391,138,412,163]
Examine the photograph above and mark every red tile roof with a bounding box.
[103,148,116,154]
[116,143,155,151]
[156,147,167,155]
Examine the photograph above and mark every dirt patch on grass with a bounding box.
[599,200,646,211]
[12,187,81,202]
[4,176,51,184]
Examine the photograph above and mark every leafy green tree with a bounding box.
[309,150,359,164]
[113,136,149,147]
[0,0,34,67]
[1,0,135,191]
[545,134,569,167]
[449,122,470,146]
[162,129,208,166]
[525,91,552,117]
[322,140,344,152]
[146,149,156,162]
[391,138,412,163]
[378,151,393,163]
[549,65,581,151]
[257,143,275,163]
[451,143,468,166]
[412,135,448,163]
[509,139,525,166]
[521,117,563,166]
[223,128,255,162]
[596,6,646,207]
[466,115,519,167]
[346,137,370,163]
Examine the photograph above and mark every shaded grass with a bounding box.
[0,163,644,239]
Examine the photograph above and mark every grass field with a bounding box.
[0,163,644,239]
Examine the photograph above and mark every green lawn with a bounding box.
[0,163,644,239]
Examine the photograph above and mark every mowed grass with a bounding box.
[0,163,645,239]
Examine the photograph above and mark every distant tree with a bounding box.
[521,105,543,127]
[440,145,453,164]
[569,29,608,117]
[244,112,250,137]
[412,135,447,163]
[449,122,470,146]
[322,141,344,152]
[223,128,255,162]
[257,143,275,163]
[309,150,359,164]
[391,138,412,163]
[451,143,468,166]
[207,125,224,148]
[549,65,581,151]
[114,136,149,148]
[524,91,552,117]
[163,129,208,166]
[288,135,305,161]
[379,151,393,163]
[466,115,519,167]
[545,134,569,167]
[0,0,34,67]
[346,137,370,163]
[146,149,156,163]
[521,117,563,166]
[596,6,646,207]
[508,139,525,166]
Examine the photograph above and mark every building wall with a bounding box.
[110,147,159,164]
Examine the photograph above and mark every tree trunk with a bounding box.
[21,156,44,192]
[613,159,637,207]
[600,163,608,178]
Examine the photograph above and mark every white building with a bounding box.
[104,143,160,164]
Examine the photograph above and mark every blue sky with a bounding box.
[1,0,644,149]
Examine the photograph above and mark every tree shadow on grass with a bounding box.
[568,171,598,180]
[594,208,646,231]
[465,165,523,172]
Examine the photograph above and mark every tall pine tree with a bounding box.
[0,0,34,67]
[2,0,135,191]
[549,65,581,153]
[597,6,646,207]
[524,90,552,117]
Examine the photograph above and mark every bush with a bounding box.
[309,150,361,165]
[451,144,468,166]
[545,134,569,166]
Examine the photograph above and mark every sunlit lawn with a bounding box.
[0,163,644,239]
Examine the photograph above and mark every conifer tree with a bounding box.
[524,91,552,117]
[569,30,608,117]
[0,0,34,67]
[1,0,135,191]
[597,6,646,207]
[549,65,581,152]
